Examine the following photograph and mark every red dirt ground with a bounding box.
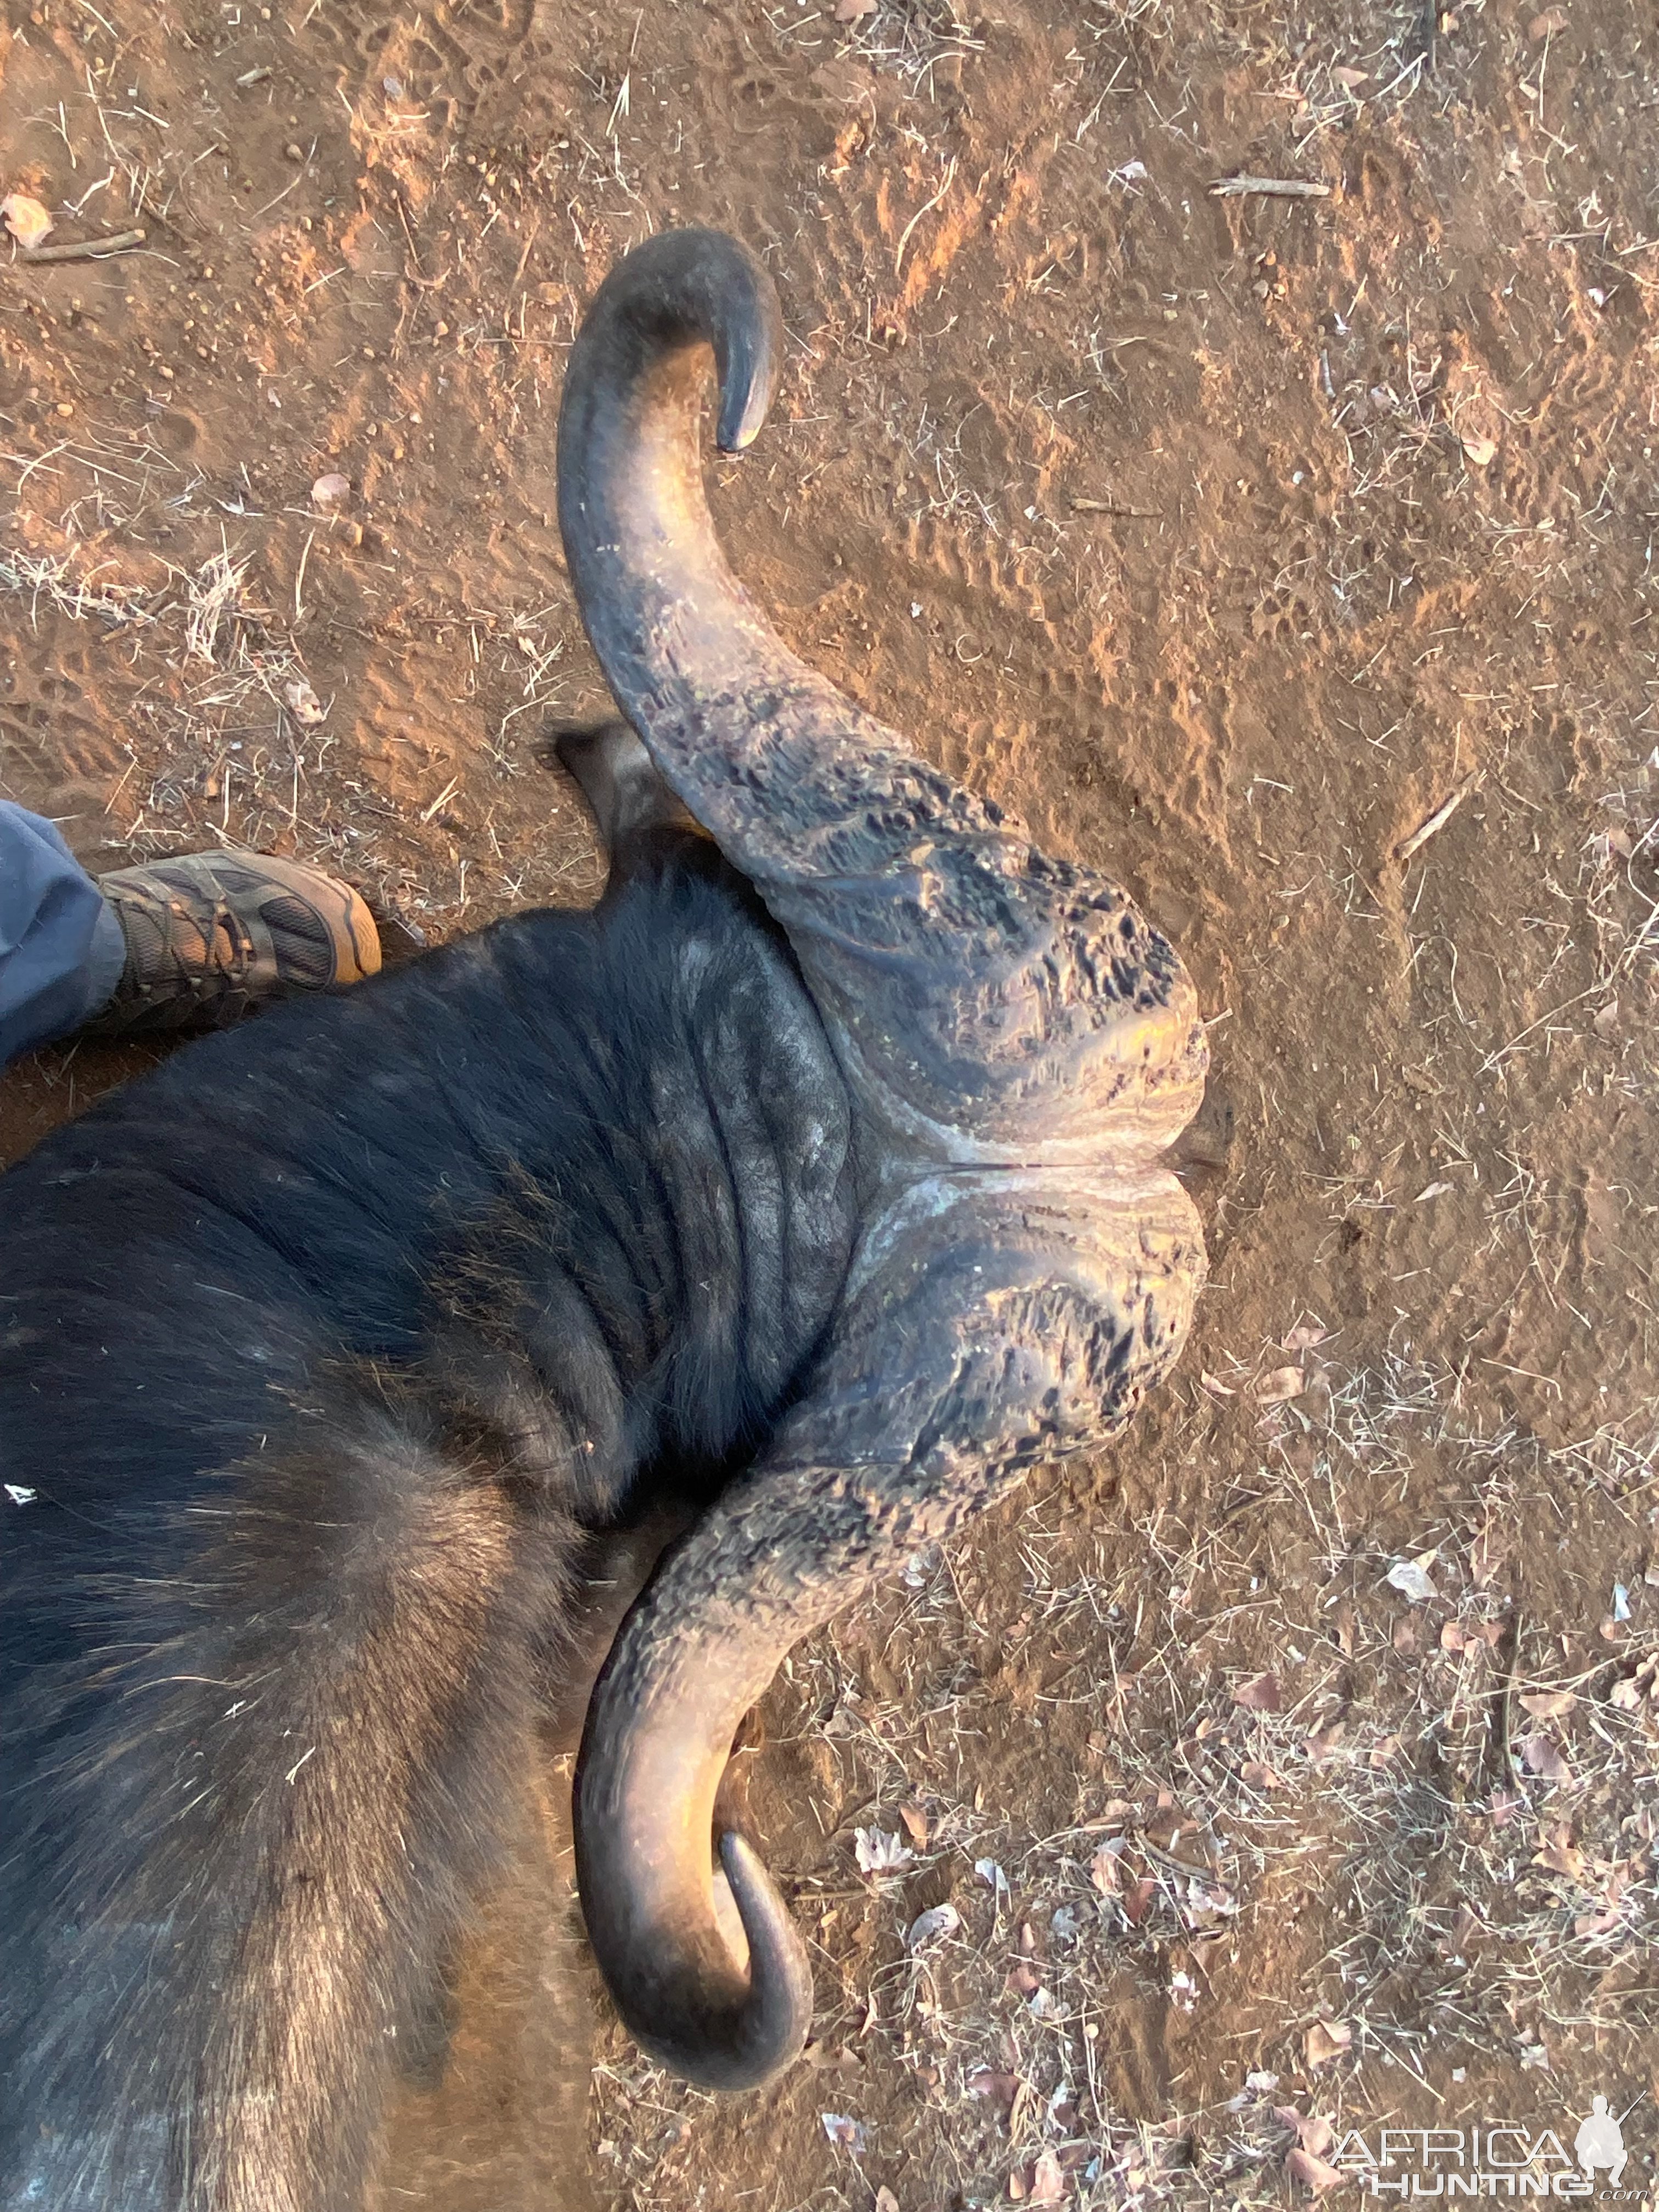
[3,0,1657,2205]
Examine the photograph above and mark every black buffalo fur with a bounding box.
[0,773,856,2211]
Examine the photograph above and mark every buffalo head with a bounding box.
[560,232,1210,2090]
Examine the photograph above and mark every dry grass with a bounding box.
[0,544,156,632]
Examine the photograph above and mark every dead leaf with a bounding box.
[1088,1843,1122,1895]
[1253,1365,1305,1404]
[2,191,54,249]
[1332,64,1369,88]
[1184,1876,1238,1927]
[1533,1826,1588,1882]
[1120,1876,1158,1926]
[1030,2151,1067,2205]
[905,1903,960,1950]
[1519,1689,1577,1720]
[1489,1788,1523,1827]
[1448,1904,1484,1950]
[1304,2018,1352,2070]
[1574,1903,1623,1938]
[1283,1323,1330,1355]
[1233,1672,1283,1712]
[1468,1530,1506,1589]
[1522,1734,1574,1786]
[1240,1759,1288,1790]
[1277,2109,1336,2157]
[1200,1370,1237,1397]
[875,2191,901,2212]
[898,1801,929,1848]
[855,1826,914,1876]
[1593,996,1620,1037]
[1287,2146,1347,2194]
[968,2069,1020,2113]
[283,677,326,726]
[1385,1556,1436,1605]
[1006,1961,1042,1996]
[820,2112,868,2152]
[1527,5,1569,36]
[1331,1600,1356,1656]
[1460,432,1499,468]
[1305,1721,1346,1762]
[834,0,877,18]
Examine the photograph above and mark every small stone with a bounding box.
[283,142,304,162]
[311,471,352,513]
[55,400,75,417]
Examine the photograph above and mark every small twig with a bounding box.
[1478,985,1600,1075]
[1411,0,1438,74]
[1394,771,1481,863]
[1490,1608,1527,1796]
[293,527,315,626]
[19,227,146,263]
[1070,495,1160,518]
[894,157,957,278]
[1208,175,1331,201]
[420,775,461,823]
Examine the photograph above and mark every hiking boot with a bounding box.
[86,849,381,1037]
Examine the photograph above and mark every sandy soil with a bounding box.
[3,0,1657,2205]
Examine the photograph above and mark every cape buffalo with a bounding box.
[0,229,1207,2210]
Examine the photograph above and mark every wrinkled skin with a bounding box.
[560,230,1208,2087]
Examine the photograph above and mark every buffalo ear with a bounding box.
[549,720,705,862]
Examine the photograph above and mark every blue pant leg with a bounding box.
[0,803,126,1068]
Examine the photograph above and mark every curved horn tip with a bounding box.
[718,1828,816,2073]
[621,1830,815,2095]
[657,227,781,453]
